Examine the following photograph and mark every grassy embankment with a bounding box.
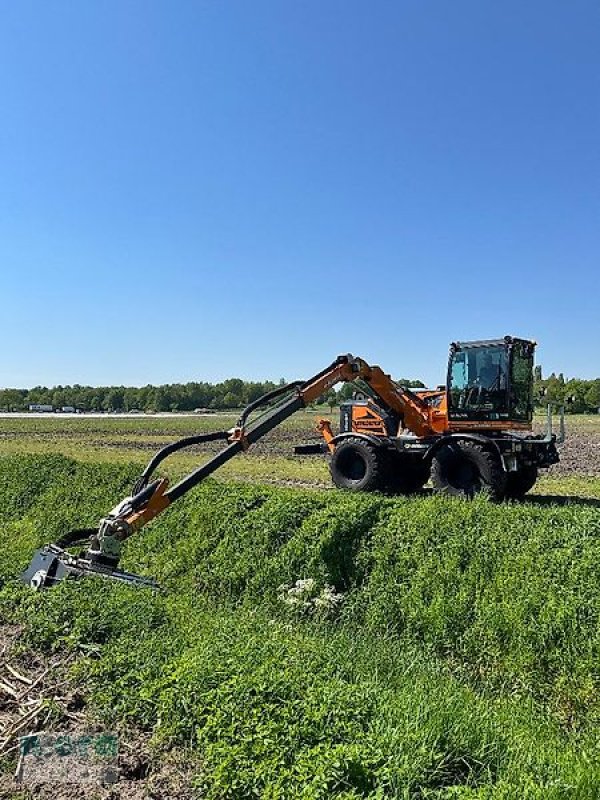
[1,453,600,797]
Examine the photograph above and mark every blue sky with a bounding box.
[1,1,598,388]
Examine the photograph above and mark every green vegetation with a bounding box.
[0,375,425,413]
[534,371,600,414]
[2,454,600,797]
[0,378,289,412]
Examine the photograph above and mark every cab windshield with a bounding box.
[449,345,509,414]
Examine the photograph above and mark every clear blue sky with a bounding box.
[1,1,598,389]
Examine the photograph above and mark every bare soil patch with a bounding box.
[550,432,600,477]
[0,626,197,800]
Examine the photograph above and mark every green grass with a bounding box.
[533,474,600,500]
[2,454,600,797]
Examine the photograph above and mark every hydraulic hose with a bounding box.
[236,382,304,428]
[132,430,230,493]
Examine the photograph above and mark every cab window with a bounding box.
[449,346,508,413]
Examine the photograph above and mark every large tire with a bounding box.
[384,453,430,495]
[504,465,538,499]
[330,437,385,492]
[431,440,507,501]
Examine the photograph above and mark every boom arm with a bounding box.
[350,364,440,437]
[22,354,435,590]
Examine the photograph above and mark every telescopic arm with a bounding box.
[23,354,374,588]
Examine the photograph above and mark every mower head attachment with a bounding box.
[21,543,159,591]
[20,481,169,591]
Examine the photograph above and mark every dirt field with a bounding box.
[0,410,598,491]
[540,416,600,477]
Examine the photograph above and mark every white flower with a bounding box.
[277,578,345,617]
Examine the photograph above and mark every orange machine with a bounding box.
[297,337,561,498]
[23,338,561,591]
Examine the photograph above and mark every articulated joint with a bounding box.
[87,516,132,566]
[228,427,250,450]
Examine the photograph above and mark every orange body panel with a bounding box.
[349,404,389,437]
[317,418,336,453]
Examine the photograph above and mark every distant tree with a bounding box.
[222,392,240,408]
[564,379,588,413]
[151,388,169,412]
[104,389,124,412]
[51,390,66,409]
[326,390,337,413]
[27,387,45,404]
[245,382,268,404]
[397,378,426,388]
[543,374,565,406]
[585,380,600,411]
[9,371,598,416]
[221,379,245,399]
[0,389,24,411]
[337,384,354,402]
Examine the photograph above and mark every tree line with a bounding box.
[534,368,600,414]
[0,371,598,413]
[0,378,287,413]
[0,376,425,413]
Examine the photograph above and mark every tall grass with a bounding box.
[1,454,599,798]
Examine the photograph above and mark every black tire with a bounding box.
[330,437,385,492]
[431,440,507,501]
[384,453,430,495]
[504,465,538,499]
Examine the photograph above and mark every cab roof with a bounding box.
[451,336,536,350]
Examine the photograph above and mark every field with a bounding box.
[1,411,599,496]
[1,413,600,798]
[0,411,329,487]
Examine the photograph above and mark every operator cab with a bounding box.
[447,336,535,425]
